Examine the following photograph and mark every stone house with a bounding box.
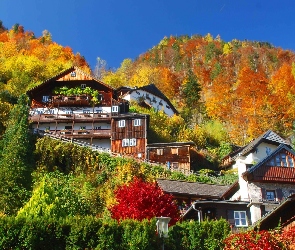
[179,130,295,230]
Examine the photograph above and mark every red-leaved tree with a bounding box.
[109,178,180,225]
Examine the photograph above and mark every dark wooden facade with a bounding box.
[146,142,195,172]
[183,201,251,231]
[28,67,115,104]
[111,114,149,159]
[27,67,149,156]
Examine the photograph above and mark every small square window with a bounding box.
[118,120,125,128]
[171,162,179,169]
[122,139,129,147]
[71,72,76,77]
[134,119,141,126]
[234,211,248,227]
[171,148,178,155]
[42,96,50,103]
[65,126,72,130]
[266,190,276,201]
[80,126,86,130]
[112,106,119,112]
[157,149,164,155]
[81,84,86,89]
[130,138,137,146]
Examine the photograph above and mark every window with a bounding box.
[122,139,129,147]
[112,106,119,112]
[134,119,141,126]
[94,126,101,130]
[66,111,73,114]
[65,126,72,130]
[171,148,178,155]
[171,162,179,169]
[157,149,164,155]
[268,153,294,167]
[83,110,91,114]
[80,126,86,130]
[81,84,86,89]
[129,138,137,146]
[42,96,50,103]
[234,211,248,227]
[71,72,76,77]
[118,120,125,128]
[266,190,276,201]
[288,157,294,167]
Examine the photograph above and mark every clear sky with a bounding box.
[1,0,295,70]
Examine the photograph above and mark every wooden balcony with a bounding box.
[30,113,112,122]
[45,129,111,139]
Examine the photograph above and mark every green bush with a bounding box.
[0,216,230,249]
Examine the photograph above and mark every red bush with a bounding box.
[109,178,180,225]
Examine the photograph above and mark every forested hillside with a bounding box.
[0,22,90,136]
[101,34,295,146]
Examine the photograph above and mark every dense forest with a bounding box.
[1,21,295,248]
[100,33,295,147]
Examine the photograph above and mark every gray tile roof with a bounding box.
[231,130,289,161]
[157,179,231,199]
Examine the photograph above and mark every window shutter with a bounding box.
[276,189,284,201]
[261,188,266,200]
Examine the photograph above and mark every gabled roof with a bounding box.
[157,179,231,199]
[243,144,295,182]
[118,84,179,115]
[27,66,114,95]
[223,130,289,164]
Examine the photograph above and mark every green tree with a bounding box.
[17,171,102,218]
[0,94,34,214]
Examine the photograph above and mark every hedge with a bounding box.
[0,216,230,250]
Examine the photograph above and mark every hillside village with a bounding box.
[27,65,295,231]
[1,23,295,248]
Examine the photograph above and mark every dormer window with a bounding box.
[71,72,76,77]
[81,84,86,89]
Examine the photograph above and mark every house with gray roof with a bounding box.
[171,130,295,231]
[116,84,178,117]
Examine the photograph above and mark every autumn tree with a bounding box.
[109,178,179,225]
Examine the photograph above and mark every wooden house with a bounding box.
[146,142,196,172]
[27,66,149,157]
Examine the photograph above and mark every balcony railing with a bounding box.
[29,113,111,122]
[42,129,111,138]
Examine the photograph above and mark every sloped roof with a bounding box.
[242,144,295,182]
[27,66,114,95]
[157,179,231,199]
[119,84,179,114]
[230,130,289,162]
[253,194,295,230]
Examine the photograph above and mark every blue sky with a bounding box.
[1,0,295,70]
